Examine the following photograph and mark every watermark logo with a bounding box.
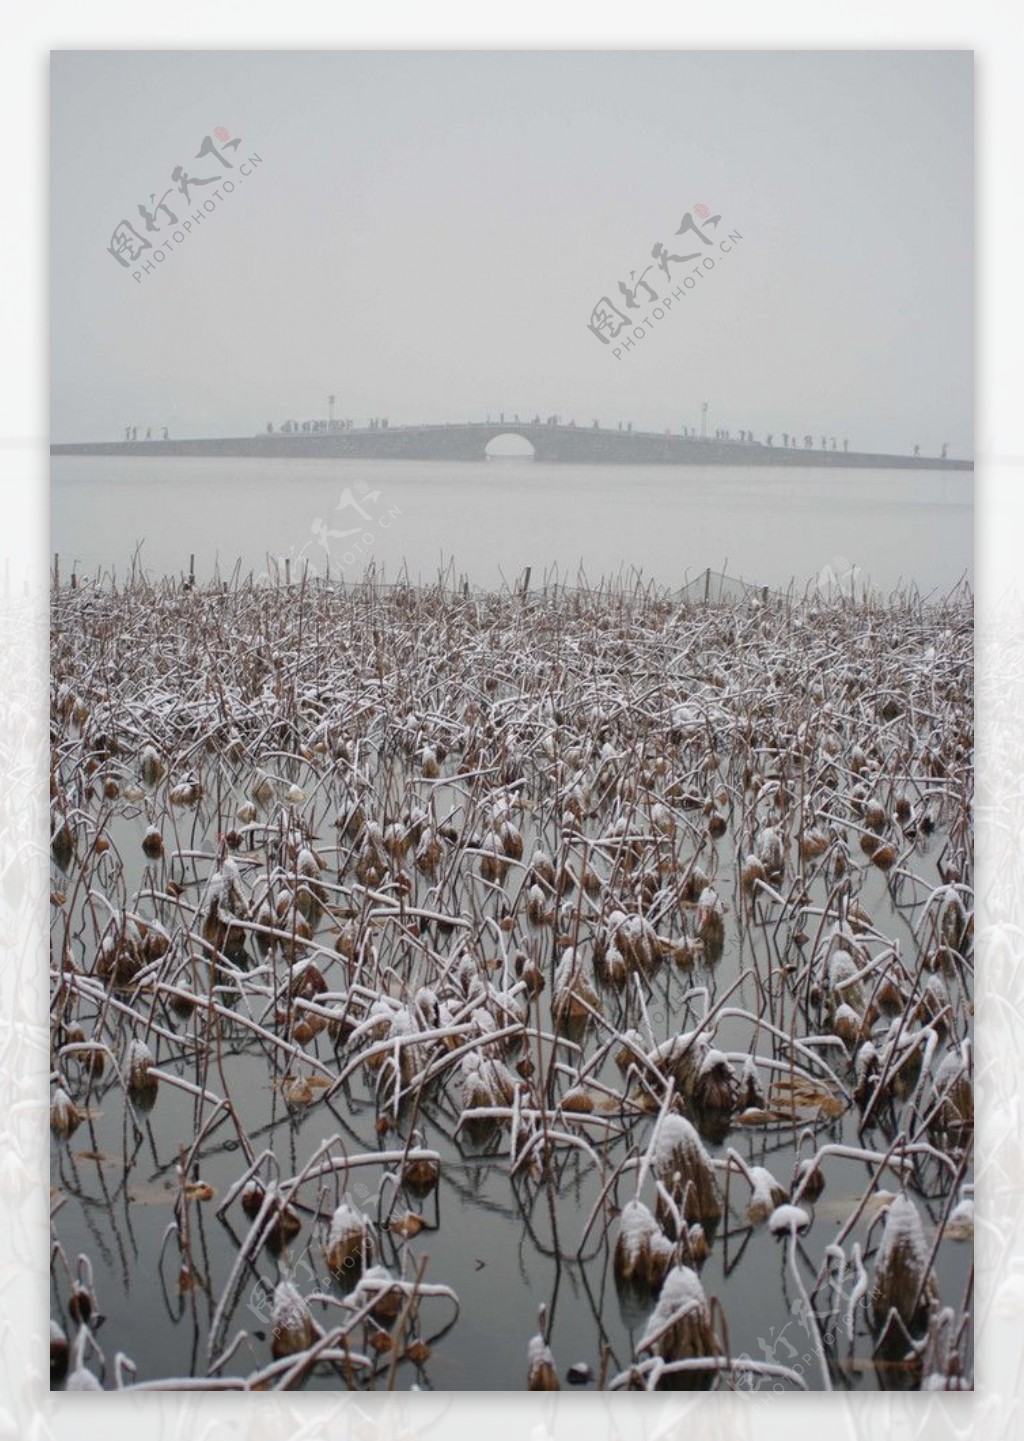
[107,128,264,283]
[259,478,403,585]
[587,204,744,358]
[734,1281,867,1393]
[815,554,862,598]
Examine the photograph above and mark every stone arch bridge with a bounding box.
[51,422,972,469]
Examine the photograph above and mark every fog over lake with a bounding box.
[52,456,971,595]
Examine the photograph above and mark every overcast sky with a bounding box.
[50,50,972,454]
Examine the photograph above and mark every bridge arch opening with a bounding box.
[484,432,535,462]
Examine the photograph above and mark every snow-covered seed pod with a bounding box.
[350,1265,405,1322]
[241,1178,265,1218]
[931,1048,973,1135]
[415,830,443,876]
[527,1305,560,1390]
[609,911,660,973]
[382,821,407,860]
[870,1193,938,1335]
[595,940,627,987]
[201,865,250,962]
[693,1048,738,1117]
[50,1086,81,1139]
[740,854,766,895]
[141,825,164,858]
[51,819,77,870]
[478,831,509,884]
[250,770,277,806]
[651,802,675,837]
[768,1203,811,1237]
[325,1201,376,1279]
[528,849,556,888]
[514,951,545,998]
[270,1280,316,1357]
[294,847,327,925]
[636,1266,719,1387]
[828,949,864,1016]
[125,1038,159,1109]
[614,1199,674,1288]
[652,1114,723,1228]
[686,1223,710,1265]
[800,824,829,860]
[755,826,785,883]
[500,819,524,860]
[943,1192,973,1242]
[139,744,166,785]
[853,1039,883,1109]
[403,1152,440,1196]
[613,1028,645,1074]
[552,948,601,1028]
[745,1166,788,1224]
[526,883,552,927]
[832,1002,862,1047]
[863,799,887,834]
[561,1085,596,1114]
[168,777,202,807]
[695,887,725,958]
[791,1156,826,1203]
[739,1055,765,1110]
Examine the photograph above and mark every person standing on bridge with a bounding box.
[942,442,948,459]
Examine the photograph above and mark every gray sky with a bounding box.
[51,50,972,454]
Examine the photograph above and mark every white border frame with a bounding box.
[7,7,1014,1437]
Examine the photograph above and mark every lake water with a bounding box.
[51,456,972,594]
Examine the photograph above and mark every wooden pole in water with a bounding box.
[285,557,291,588]
[53,553,59,591]
[522,565,532,597]
[704,567,711,603]
[189,554,195,588]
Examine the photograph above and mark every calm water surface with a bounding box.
[51,457,972,593]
